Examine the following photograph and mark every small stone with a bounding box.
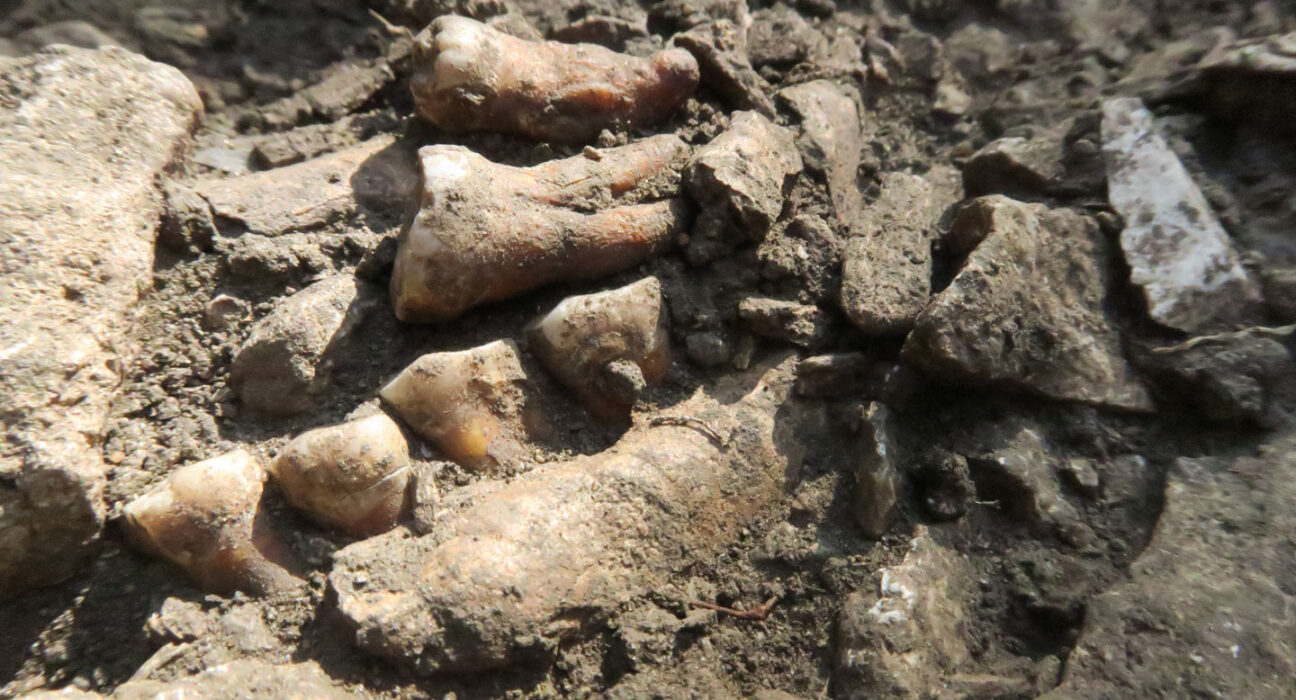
[966,428,1084,536]
[673,20,776,118]
[794,353,872,398]
[202,294,249,332]
[230,275,382,417]
[902,196,1153,411]
[1102,97,1262,332]
[1060,458,1102,500]
[686,331,732,368]
[1261,266,1296,323]
[145,598,210,645]
[550,15,647,50]
[408,462,444,536]
[777,80,863,224]
[853,403,899,539]
[1135,334,1295,425]
[158,183,216,254]
[737,297,833,348]
[910,451,975,521]
[684,111,802,265]
[962,134,1066,198]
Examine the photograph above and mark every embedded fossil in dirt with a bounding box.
[270,414,412,537]
[121,450,303,597]
[380,340,547,472]
[525,276,670,423]
[389,134,691,322]
[410,15,699,143]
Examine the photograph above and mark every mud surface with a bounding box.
[3,0,1296,698]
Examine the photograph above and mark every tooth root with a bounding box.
[270,414,412,537]
[381,340,540,472]
[411,16,698,143]
[526,277,670,422]
[122,450,302,596]
[390,137,690,323]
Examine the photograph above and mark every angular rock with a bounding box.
[331,359,796,673]
[840,171,948,336]
[673,20,776,118]
[794,353,872,398]
[195,136,417,237]
[1135,332,1295,425]
[853,402,899,539]
[777,80,863,224]
[837,528,974,698]
[902,196,1153,411]
[684,112,802,264]
[738,297,833,348]
[1261,265,1296,323]
[1046,440,1296,699]
[909,451,975,522]
[962,133,1066,198]
[967,428,1084,536]
[758,214,844,304]
[748,6,825,69]
[1101,97,1261,332]
[1190,31,1296,132]
[230,275,382,417]
[0,47,200,601]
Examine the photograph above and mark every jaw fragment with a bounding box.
[411,15,699,143]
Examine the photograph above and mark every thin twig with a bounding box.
[368,9,414,40]
[1150,324,1295,354]
[649,415,725,446]
[689,596,779,621]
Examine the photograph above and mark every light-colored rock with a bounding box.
[271,414,412,536]
[853,403,899,539]
[837,528,974,698]
[526,277,670,422]
[26,660,358,700]
[738,297,833,348]
[195,136,417,237]
[121,450,302,596]
[777,80,863,224]
[1046,439,1296,699]
[0,47,200,601]
[230,274,381,417]
[902,196,1153,411]
[1101,97,1261,332]
[332,358,797,673]
[684,111,802,264]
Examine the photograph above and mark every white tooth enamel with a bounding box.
[433,18,490,91]
[411,148,473,258]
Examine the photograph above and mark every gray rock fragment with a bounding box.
[1046,440,1296,699]
[738,297,833,348]
[1135,332,1295,425]
[902,196,1153,411]
[1189,31,1296,132]
[674,20,776,118]
[777,80,863,224]
[0,47,200,601]
[853,403,899,538]
[1101,97,1261,332]
[683,112,802,264]
[230,275,382,416]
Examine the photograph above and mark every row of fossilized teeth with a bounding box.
[120,277,668,595]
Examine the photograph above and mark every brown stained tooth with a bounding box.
[526,277,670,423]
[121,450,303,597]
[380,340,546,472]
[390,135,691,323]
[270,414,412,537]
[410,15,699,143]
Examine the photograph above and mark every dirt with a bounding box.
[2,0,1295,698]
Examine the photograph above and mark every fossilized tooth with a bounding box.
[380,340,544,471]
[390,135,691,323]
[526,277,670,422]
[121,450,302,597]
[410,15,699,143]
[270,414,412,537]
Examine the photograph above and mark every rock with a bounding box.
[674,20,777,118]
[1059,459,1101,500]
[550,15,648,50]
[14,21,119,51]
[1046,440,1296,699]
[909,451,975,521]
[202,294,250,332]
[837,528,974,698]
[121,450,303,596]
[230,275,382,417]
[258,57,400,130]
[966,428,1082,533]
[526,277,670,422]
[26,660,358,700]
[158,183,216,254]
[686,331,732,368]
[747,6,825,69]
[1261,266,1296,322]
[794,353,873,398]
[758,214,843,304]
[1190,31,1296,132]
[902,196,1154,412]
[684,112,802,265]
[962,133,1066,198]
[777,80,863,224]
[195,136,417,237]
[839,171,948,336]
[0,46,200,601]
[1101,97,1262,332]
[1135,333,1295,425]
[380,340,546,472]
[738,297,833,348]
[853,403,899,539]
[270,414,413,536]
[331,360,797,674]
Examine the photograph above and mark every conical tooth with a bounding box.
[121,450,302,596]
[526,277,670,422]
[270,414,412,537]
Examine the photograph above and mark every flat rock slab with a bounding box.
[840,170,958,335]
[195,135,417,237]
[0,47,200,600]
[902,195,1153,411]
[1101,97,1260,332]
[1046,439,1296,699]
